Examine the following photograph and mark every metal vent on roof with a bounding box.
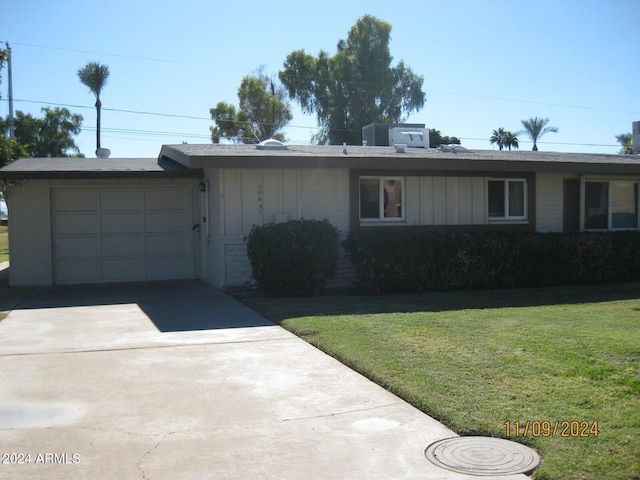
[439,144,468,153]
[256,139,288,150]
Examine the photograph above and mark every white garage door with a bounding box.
[52,185,195,284]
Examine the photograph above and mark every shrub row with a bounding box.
[342,230,640,293]
[246,219,340,296]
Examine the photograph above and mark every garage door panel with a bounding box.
[55,260,101,284]
[145,189,187,210]
[53,190,99,211]
[56,237,100,259]
[145,212,186,233]
[54,214,99,235]
[52,186,194,285]
[146,234,186,256]
[101,236,145,257]
[101,213,144,234]
[102,259,145,282]
[100,190,144,211]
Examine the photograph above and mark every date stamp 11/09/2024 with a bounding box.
[505,420,599,438]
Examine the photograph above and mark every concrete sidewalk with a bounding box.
[0,280,530,479]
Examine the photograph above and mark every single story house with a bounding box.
[2,141,640,289]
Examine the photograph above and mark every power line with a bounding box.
[8,40,636,116]
[0,98,624,150]
[8,42,189,65]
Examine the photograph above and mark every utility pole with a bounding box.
[6,43,15,139]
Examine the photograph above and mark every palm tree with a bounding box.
[490,128,507,150]
[77,62,110,154]
[520,117,558,151]
[490,128,519,151]
[615,133,633,154]
[503,131,519,151]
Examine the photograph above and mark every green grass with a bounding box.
[0,226,8,263]
[239,283,640,480]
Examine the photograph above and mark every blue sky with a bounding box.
[1,0,639,158]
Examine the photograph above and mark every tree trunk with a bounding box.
[95,98,102,152]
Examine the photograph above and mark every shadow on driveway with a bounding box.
[2,279,274,332]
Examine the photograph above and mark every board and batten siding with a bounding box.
[207,168,353,289]
[404,176,487,226]
[535,172,567,232]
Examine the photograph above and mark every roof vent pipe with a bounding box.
[394,144,406,153]
[96,148,111,158]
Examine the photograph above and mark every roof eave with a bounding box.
[156,154,640,175]
[0,169,203,180]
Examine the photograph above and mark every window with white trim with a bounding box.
[488,179,527,220]
[359,177,404,221]
[584,180,638,230]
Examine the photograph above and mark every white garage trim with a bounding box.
[51,184,195,284]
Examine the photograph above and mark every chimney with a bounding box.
[633,121,640,154]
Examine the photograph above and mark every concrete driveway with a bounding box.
[0,280,530,479]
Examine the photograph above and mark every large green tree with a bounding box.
[210,71,292,144]
[0,46,8,99]
[520,116,558,151]
[0,135,29,205]
[279,15,425,145]
[0,107,83,157]
[615,133,633,154]
[429,129,461,148]
[77,61,110,153]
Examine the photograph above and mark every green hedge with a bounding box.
[342,230,640,293]
[246,219,340,296]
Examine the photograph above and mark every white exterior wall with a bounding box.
[205,168,352,289]
[403,176,487,226]
[300,169,352,287]
[206,168,304,289]
[7,180,53,286]
[536,172,568,232]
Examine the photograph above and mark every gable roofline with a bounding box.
[159,144,640,175]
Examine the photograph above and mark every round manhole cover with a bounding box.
[425,436,540,476]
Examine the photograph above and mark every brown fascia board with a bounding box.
[161,154,640,175]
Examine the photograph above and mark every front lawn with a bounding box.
[240,283,640,480]
[0,226,8,263]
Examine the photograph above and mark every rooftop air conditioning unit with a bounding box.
[389,127,430,148]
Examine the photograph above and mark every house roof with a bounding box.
[3,145,640,179]
[0,157,203,179]
[160,144,640,175]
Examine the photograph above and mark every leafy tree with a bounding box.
[280,15,425,145]
[490,128,519,150]
[520,116,558,151]
[77,61,110,153]
[429,129,461,148]
[615,133,633,154]
[0,107,83,157]
[210,71,292,144]
[0,135,29,205]
[0,46,8,99]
